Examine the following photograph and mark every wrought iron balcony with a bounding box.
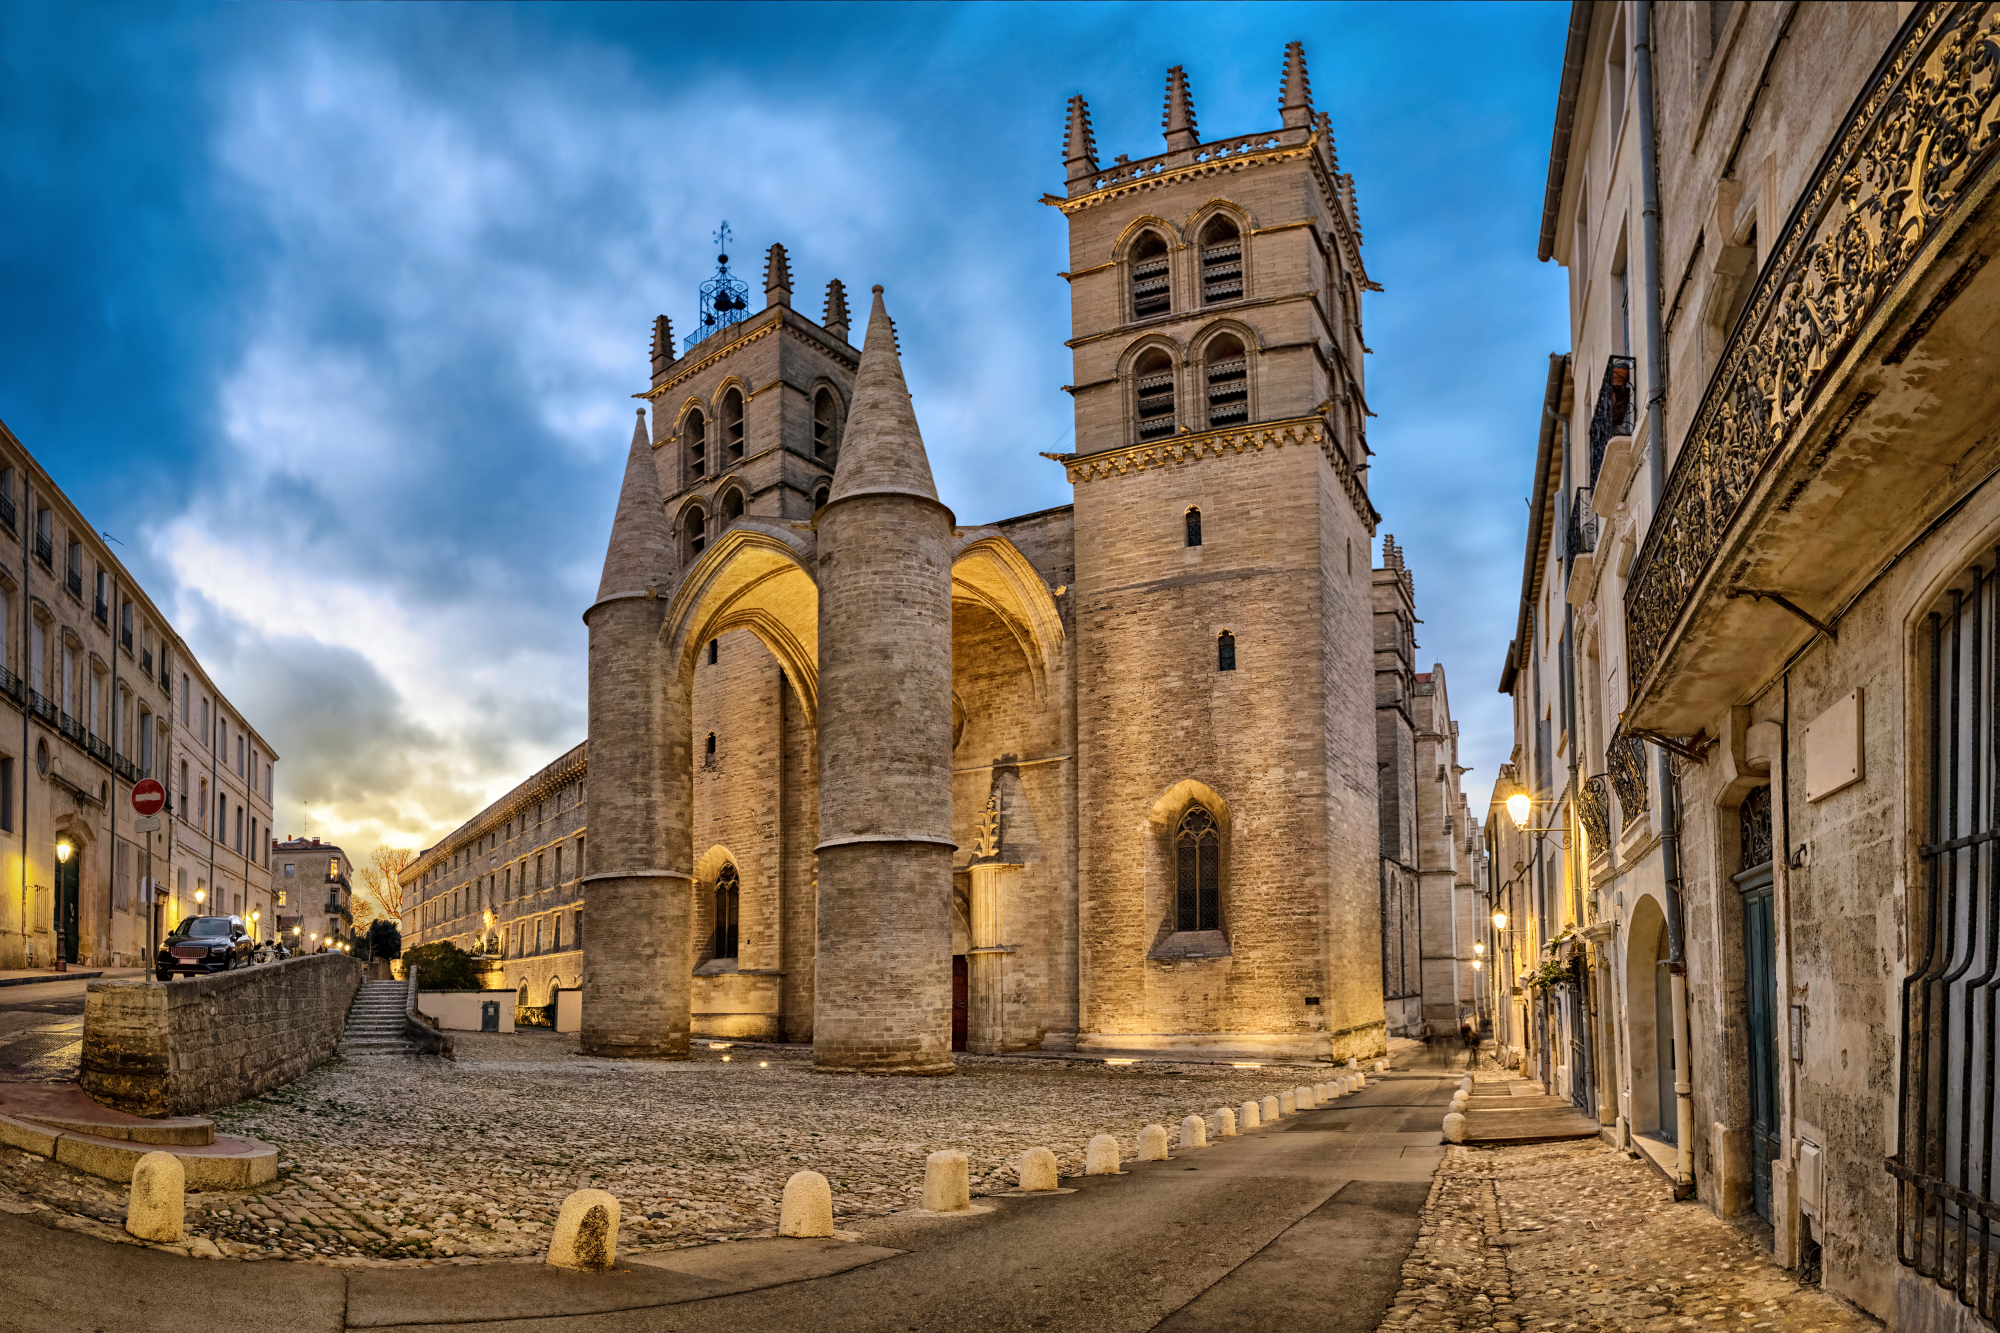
[120,627,131,652]
[140,649,152,676]
[57,712,86,747]
[1577,774,1611,850]
[32,534,50,568]
[0,493,14,534]
[1566,487,1598,560]
[1586,355,1635,486]
[64,568,81,600]
[93,598,107,625]
[0,664,21,705]
[27,691,56,725]
[1625,4,2000,713]
[1605,728,1648,828]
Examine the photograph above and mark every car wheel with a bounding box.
[155,969,171,982]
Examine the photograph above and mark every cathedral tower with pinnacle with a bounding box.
[443,42,1396,1071]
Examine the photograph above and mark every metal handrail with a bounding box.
[1567,486,1598,559]
[1587,354,1635,485]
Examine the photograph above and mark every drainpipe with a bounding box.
[1633,0,1696,1194]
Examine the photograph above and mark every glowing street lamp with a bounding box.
[1492,910,1508,932]
[1505,789,1532,830]
[1473,941,1485,956]
[195,887,206,907]
[54,835,75,864]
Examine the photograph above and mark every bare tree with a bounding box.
[355,844,416,925]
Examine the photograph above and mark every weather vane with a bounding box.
[687,220,751,354]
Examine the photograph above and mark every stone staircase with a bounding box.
[339,979,416,1055]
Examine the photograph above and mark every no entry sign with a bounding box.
[131,778,166,817]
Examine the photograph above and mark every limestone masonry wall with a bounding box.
[80,954,363,1117]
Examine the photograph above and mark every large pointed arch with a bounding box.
[664,521,820,722]
[951,531,1065,699]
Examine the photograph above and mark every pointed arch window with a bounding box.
[1175,806,1220,931]
[1205,336,1248,428]
[1200,217,1243,304]
[1134,348,1176,442]
[813,389,840,459]
[1130,231,1171,320]
[1217,630,1236,671]
[1185,506,1202,548]
[713,863,740,959]
[685,407,707,476]
[686,507,708,558]
[721,388,745,461]
[721,488,745,523]
[814,484,830,512]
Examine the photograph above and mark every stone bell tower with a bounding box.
[1048,44,1389,1060]
[812,287,959,1074]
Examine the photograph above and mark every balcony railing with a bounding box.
[57,712,86,747]
[140,649,152,676]
[0,493,14,534]
[1606,727,1649,827]
[1577,774,1611,850]
[1567,487,1598,560]
[120,627,131,652]
[64,568,81,600]
[32,534,51,568]
[1587,355,1635,486]
[0,665,20,706]
[1626,3,2000,694]
[93,598,107,625]
[27,691,56,725]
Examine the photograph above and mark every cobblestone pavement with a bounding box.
[1378,1133,1877,1333]
[0,1030,1361,1267]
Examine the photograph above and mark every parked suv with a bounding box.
[156,915,254,979]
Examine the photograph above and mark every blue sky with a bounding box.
[1,1,1570,860]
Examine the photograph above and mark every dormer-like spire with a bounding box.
[823,278,851,343]
[1063,95,1099,184]
[1315,109,1339,174]
[1162,65,1199,153]
[764,242,793,309]
[825,287,938,506]
[596,409,675,601]
[650,315,673,376]
[1279,40,1313,129]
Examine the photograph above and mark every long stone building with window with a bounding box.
[404,44,1460,1066]
[1487,3,2000,1328]
[0,419,278,971]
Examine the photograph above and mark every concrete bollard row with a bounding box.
[126,1150,185,1244]
[1085,1133,1122,1176]
[1459,1075,1475,1095]
[1179,1114,1207,1151]
[1211,1106,1237,1137]
[1295,1084,1315,1109]
[1240,1099,1261,1129]
[1018,1146,1060,1191]
[548,1189,621,1271]
[1278,1090,1296,1116]
[1261,1094,1280,1122]
[925,1150,971,1212]
[1443,1111,1468,1143]
[1138,1124,1171,1161]
[780,1171,834,1237]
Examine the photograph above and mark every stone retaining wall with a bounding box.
[80,954,364,1117]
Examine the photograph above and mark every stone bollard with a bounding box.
[1443,1111,1468,1144]
[1018,1147,1060,1191]
[1211,1106,1237,1137]
[1137,1124,1171,1161]
[1376,1059,1389,1073]
[1180,1114,1208,1150]
[125,1150,185,1244]
[1279,1090,1296,1116]
[1318,1082,1331,1100]
[779,1170,834,1238]
[548,1188,621,1271]
[1085,1133,1123,1175]
[1449,1094,1469,1117]
[1239,1099,1261,1129]
[924,1150,971,1211]
[1354,1072,1367,1089]
[1348,1056,1359,1070]
[1295,1085,1316,1109]
[1261,1094,1281,1122]
[1459,1075,1475,1095]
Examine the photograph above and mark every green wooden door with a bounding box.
[1740,864,1779,1222]
[56,849,80,964]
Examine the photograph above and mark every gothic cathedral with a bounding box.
[578,42,1388,1069]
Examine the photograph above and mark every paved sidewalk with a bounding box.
[1376,1137,1876,1333]
[6,1058,1461,1332]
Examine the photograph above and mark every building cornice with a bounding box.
[1045,414,1377,531]
[402,742,589,886]
[639,316,858,402]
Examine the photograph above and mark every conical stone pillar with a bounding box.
[581,409,692,1059]
[813,287,956,1075]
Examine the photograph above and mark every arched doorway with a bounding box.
[1625,893,1674,1145]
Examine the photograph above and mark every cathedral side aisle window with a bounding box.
[1175,806,1221,932]
[713,864,740,961]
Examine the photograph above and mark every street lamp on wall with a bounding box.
[54,835,74,864]
[1492,910,1508,931]
[1505,789,1532,830]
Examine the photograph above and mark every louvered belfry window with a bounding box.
[713,863,740,959]
[1894,559,2000,1313]
[1176,806,1220,932]
[722,388,746,460]
[813,388,839,459]
[686,408,707,475]
[1200,218,1243,304]
[1134,349,1176,442]
[1131,232,1170,319]
[1206,337,1248,429]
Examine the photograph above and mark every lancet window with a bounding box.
[1135,348,1176,442]
[721,488,745,523]
[1175,806,1220,932]
[1200,218,1243,304]
[721,389,746,461]
[1186,507,1202,548]
[713,863,740,960]
[685,407,707,476]
[813,388,840,459]
[1205,336,1248,429]
[1131,232,1171,320]
[1217,630,1236,671]
[686,507,707,558]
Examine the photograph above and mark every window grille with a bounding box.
[1206,354,1248,428]
[1218,631,1236,672]
[1175,806,1220,931]
[1136,366,1176,442]
[713,864,740,958]
[1186,507,1202,548]
[1130,234,1171,319]
[1895,561,2000,1314]
[1200,233,1243,304]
